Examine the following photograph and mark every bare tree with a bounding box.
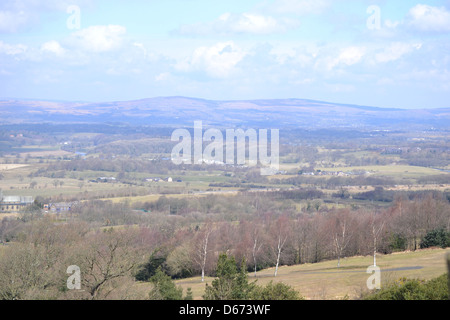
[72,227,148,299]
[0,243,61,300]
[233,219,262,277]
[0,220,89,300]
[249,222,263,277]
[367,212,386,267]
[269,215,290,277]
[193,221,214,282]
[329,210,354,268]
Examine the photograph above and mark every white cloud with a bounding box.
[41,41,65,56]
[155,72,172,82]
[70,25,126,53]
[225,13,296,34]
[338,47,365,66]
[0,41,27,55]
[375,42,421,64]
[178,12,298,36]
[384,20,400,29]
[229,13,277,34]
[175,41,246,78]
[407,4,450,32]
[323,46,366,70]
[270,0,330,15]
[0,9,30,33]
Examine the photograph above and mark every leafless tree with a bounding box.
[329,210,355,267]
[192,221,214,282]
[367,212,386,267]
[268,215,290,277]
[71,227,148,299]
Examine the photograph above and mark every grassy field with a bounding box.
[171,248,450,300]
[320,165,447,178]
[0,164,30,171]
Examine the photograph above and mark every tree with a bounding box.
[399,199,424,251]
[0,220,88,300]
[368,212,386,267]
[269,215,291,277]
[234,257,256,300]
[420,228,450,249]
[0,243,63,300]
[135,248,167,281]
[193,221,213,282]
[203,253,255,300]
[292,215,311,265]
[251,224,263,277]
[165,243,194,278]
[328,210,355,267]
[148,267,190,300]
[237,219,264,277]
[72,228,148,300]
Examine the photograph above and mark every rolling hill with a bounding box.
[1,96,449,129]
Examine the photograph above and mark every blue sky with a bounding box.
[1,0,450,109]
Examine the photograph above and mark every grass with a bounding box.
[271,164,449,185]
[320,165,447,178]
[172,248,450,300]
[103,189,239,205]
[0,164,30,171]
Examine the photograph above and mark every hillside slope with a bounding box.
[1,97,449,129]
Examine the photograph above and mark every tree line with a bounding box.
[0,191,449,300]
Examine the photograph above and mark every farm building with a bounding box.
[0,192,34,213]
[44,202,78,214]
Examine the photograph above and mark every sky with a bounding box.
[0,0,450,109]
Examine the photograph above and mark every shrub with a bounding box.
[250,281,304,300]
[364,274,448,300]
[203,253,303,300]
[148,267,191,300]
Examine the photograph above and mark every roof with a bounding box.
[2,196,21,203]
[1,196,34,204]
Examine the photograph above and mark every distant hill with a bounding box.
[1,96,449,129]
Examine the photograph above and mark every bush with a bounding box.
[148,268,192,300]
[364,274,448,300]
[203,253,303,300]
[250,281,304,300]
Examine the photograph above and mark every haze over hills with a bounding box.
[0,97,449,129]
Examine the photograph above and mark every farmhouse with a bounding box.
[0,192,34,213]
[44,202,78,214]
[97,177,116,183]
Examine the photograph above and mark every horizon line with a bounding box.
[0,96,447,111]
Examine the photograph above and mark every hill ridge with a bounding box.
[1,96,448,129]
